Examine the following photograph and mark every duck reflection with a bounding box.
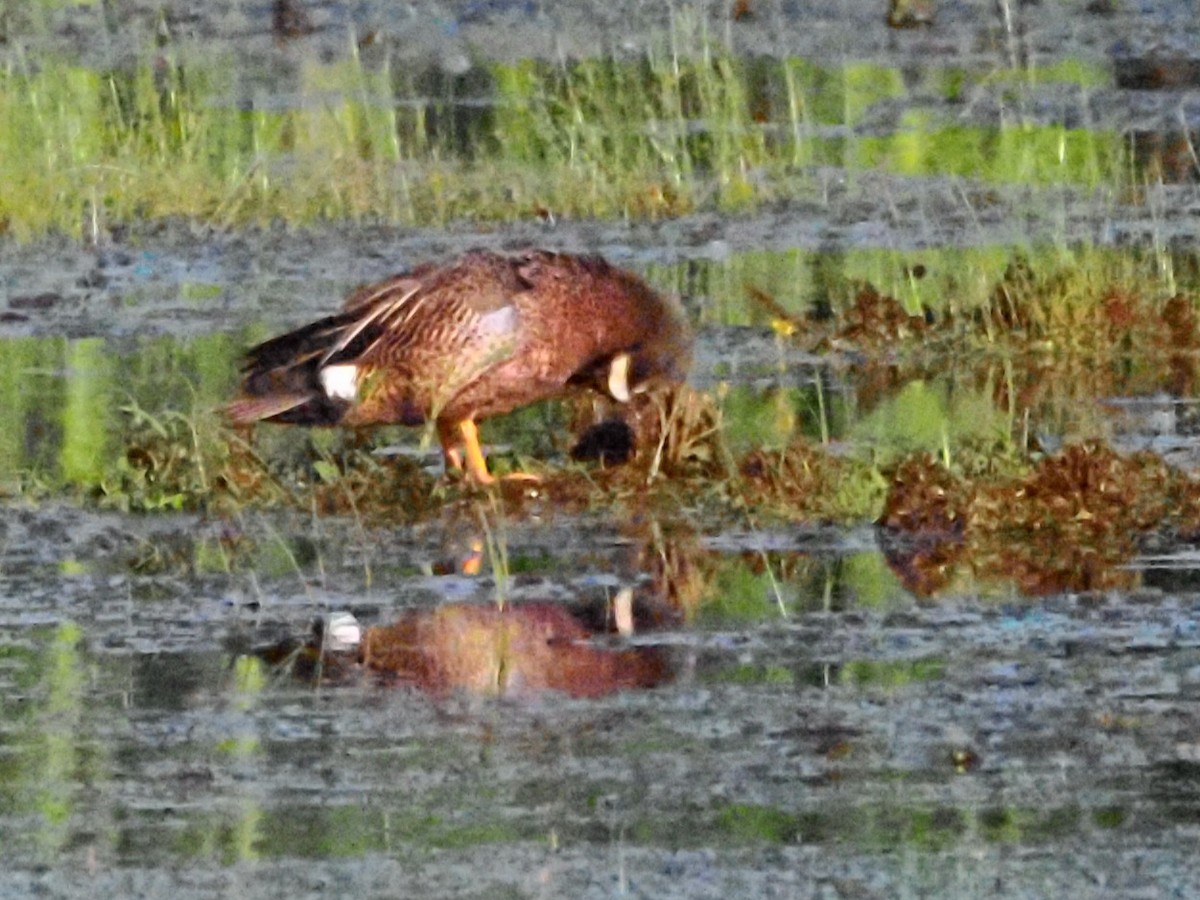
[257,517,717,697]
[361,600,670,697]
[266,598,672,698]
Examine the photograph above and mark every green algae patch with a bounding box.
[715,804,800,843]
[838,658,946,690]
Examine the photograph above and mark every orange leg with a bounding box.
[437,418,489,483]
[437,418,539,485]
[458,419,495,485]
[438,422,463,472]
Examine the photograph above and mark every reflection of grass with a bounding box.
[711,663,794,685]
[699,557,787,622]
[0,622,86,865]
[978,805,1081,843]
[707,799,1091,850]
[645,244,1194,330]
[476,493,511,608]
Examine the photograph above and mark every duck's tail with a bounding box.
[227,314,360,426]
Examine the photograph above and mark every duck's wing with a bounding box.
[230,254,528,426]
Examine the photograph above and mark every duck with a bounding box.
[227,249,693,484]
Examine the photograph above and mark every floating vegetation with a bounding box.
[739,440,887,522]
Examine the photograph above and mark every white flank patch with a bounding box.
[320,364,360,401]
[325,612,362,651]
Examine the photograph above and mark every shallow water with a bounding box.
[4,507,1200,897]
[3,1,1200,897]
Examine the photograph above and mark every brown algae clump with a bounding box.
[880,441,1200,596]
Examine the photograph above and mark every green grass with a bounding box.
[0,22,1129,240]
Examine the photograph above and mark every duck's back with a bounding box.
[443,252,691,421]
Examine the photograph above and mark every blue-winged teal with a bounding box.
[228,249,692,483]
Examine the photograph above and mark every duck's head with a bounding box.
[576,304,693,403]
[603,337,692,402]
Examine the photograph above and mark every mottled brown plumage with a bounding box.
[228,249,692,483]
